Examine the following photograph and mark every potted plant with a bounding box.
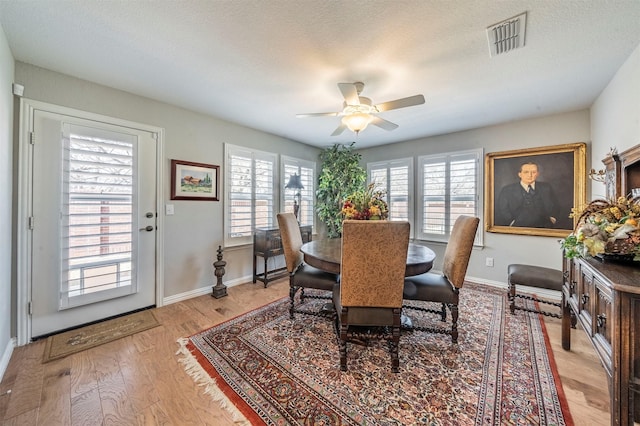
[341,183,389,220]
[316,142,366,238]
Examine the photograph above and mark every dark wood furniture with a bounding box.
[335,220,411,372]
[562,256,640,425]
[402,215,479,343]
[603,144,640,199]
[508,264,563,318]
[253,225,312,287]
[300,238,436,277]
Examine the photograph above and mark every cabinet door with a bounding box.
[593,277,613,374]
[300,225,312,243]
[565,257,579,311]
[579,264,594,333]
[630,297,640,423]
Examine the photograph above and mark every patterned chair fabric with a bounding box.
[403,215,479,343]
[334,220,410,373]
[277,213,338,319]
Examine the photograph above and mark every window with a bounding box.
[61,123,138,308]
[417,149,483,244]
[368,158,413,226]
[281,156,315,229]
[224,144,277,247]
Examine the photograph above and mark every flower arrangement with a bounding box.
[341,183,389,220]
[561,196,640,260]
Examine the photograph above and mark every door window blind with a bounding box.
[61,124,138,308]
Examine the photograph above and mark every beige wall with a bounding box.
[7,38,640,352]
[0,24,14,376]
[591,42,640,199]
[15,62,321,299]
[358,110,591,284]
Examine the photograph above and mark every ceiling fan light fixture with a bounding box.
[342,112,373,134]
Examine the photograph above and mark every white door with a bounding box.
[30,109,158,338]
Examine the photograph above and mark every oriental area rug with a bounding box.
[177,284,573,425]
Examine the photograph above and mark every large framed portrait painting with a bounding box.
[485,142,586,237]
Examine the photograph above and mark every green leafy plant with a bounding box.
[316,142,366,238]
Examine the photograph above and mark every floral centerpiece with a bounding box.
[561,195,640,261]
[341,183,389,220]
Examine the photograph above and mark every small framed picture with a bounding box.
[170,159,219,201]
[485,142,586,237]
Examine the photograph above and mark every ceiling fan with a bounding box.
[296,82,425,136]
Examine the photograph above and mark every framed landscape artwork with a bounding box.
[485,142,586,237]
[170,159,219,201]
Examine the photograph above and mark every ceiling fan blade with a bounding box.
[375,94,425,112]
[331,123,347,136]
[371,116,399,131]
[337,83,360,106]
[296,112,339,118]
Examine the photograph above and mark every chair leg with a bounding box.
[390,308,401,373]
[508,280,516,314]
[289,284,298,319]
[440,303,447,322]
[339,309,348,371]
[449,303,459,343]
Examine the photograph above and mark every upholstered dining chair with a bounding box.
[333,220,410,373]
[402,215,479,343]
[277,212,339,319]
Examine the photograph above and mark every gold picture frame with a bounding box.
[170,159,219,201]
[485,142,586,237]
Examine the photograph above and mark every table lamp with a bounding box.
[285,173,304,221]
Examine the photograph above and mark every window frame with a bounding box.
[281,156,316,231]
[367,158,414,237]
[224,143,278,247]
[416,148,483,245]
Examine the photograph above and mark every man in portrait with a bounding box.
[496,161,560,228]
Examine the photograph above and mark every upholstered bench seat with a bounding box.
[507,264,562,318]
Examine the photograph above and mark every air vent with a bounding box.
[487,12,527,57]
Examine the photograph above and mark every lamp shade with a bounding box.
[285,173,304,190]
[342,112,373,134]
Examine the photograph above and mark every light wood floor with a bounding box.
[0,279,610,425]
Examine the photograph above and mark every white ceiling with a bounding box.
[1,1,639,149]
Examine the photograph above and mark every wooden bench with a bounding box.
[507,264,562,318]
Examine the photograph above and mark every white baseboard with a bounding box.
[0,337,15,382]
[161,273,561,307]
[466,274,561,301]
[162,275,253,305]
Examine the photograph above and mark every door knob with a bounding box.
[139,225,154,232]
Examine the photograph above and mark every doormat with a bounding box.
[43,309,160,363]
[177,285,573,425]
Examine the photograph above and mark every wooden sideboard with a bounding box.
[253,225,312,287]
[562,255,640,425]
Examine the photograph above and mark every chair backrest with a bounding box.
[442,215,480,289]
[277,212,303,273]
[340,220,410,308]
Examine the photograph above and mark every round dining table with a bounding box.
[300,238,436,276]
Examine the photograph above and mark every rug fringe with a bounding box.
[176,337,251,425]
